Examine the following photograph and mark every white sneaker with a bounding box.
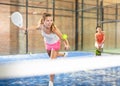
[49,81,54,86]
[64,52,68,57]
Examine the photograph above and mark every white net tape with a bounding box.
[0,55,120,79]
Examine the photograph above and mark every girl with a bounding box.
[33,13,70,86]
[95,26,105,55]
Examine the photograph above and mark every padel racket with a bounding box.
[11,12,23,28]
[96,49,101,56]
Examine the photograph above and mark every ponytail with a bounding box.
[51,23,56,32]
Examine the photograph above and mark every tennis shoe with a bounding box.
[64,52,68,57]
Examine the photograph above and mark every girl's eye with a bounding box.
[46,20,49,22]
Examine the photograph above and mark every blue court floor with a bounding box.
[0,51,120,86]
[0,51,93,64]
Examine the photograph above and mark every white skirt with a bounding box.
[95,42,104,48]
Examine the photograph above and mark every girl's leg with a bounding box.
[95,42,99,49]
[50,49,58,59]
[46,50,65,58]
[49,50,58,82]
[95,43,100,56]
[57,52,65,57]
[47,50,51,57]
[47,49,58,85]
[100,44,104,52]
[95,42,101,50]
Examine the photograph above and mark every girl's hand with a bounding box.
[64,45,70,50]
[98,43,103,49]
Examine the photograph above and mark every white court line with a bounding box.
[0,55,120,79]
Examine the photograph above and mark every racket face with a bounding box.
[11,12,23,28]
[96,49,101,56]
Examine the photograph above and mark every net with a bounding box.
[0,55,120,79]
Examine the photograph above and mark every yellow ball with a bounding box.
[62,34,68,40]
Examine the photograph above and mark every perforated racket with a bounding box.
[11,12,23,28]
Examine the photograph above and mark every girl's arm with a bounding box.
[95,33,98,43]
[28,18,43,31]
[95,33,100,46]
[21,18,43,31]
[102,32,105,44]
[20,24,43,31]
[52,25,70,50]
[28,24,43,31]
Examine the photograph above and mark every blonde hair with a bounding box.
[38,13,56,31]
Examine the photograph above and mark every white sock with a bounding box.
[49,81,53,86]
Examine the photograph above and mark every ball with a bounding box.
[62,34,68,40]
